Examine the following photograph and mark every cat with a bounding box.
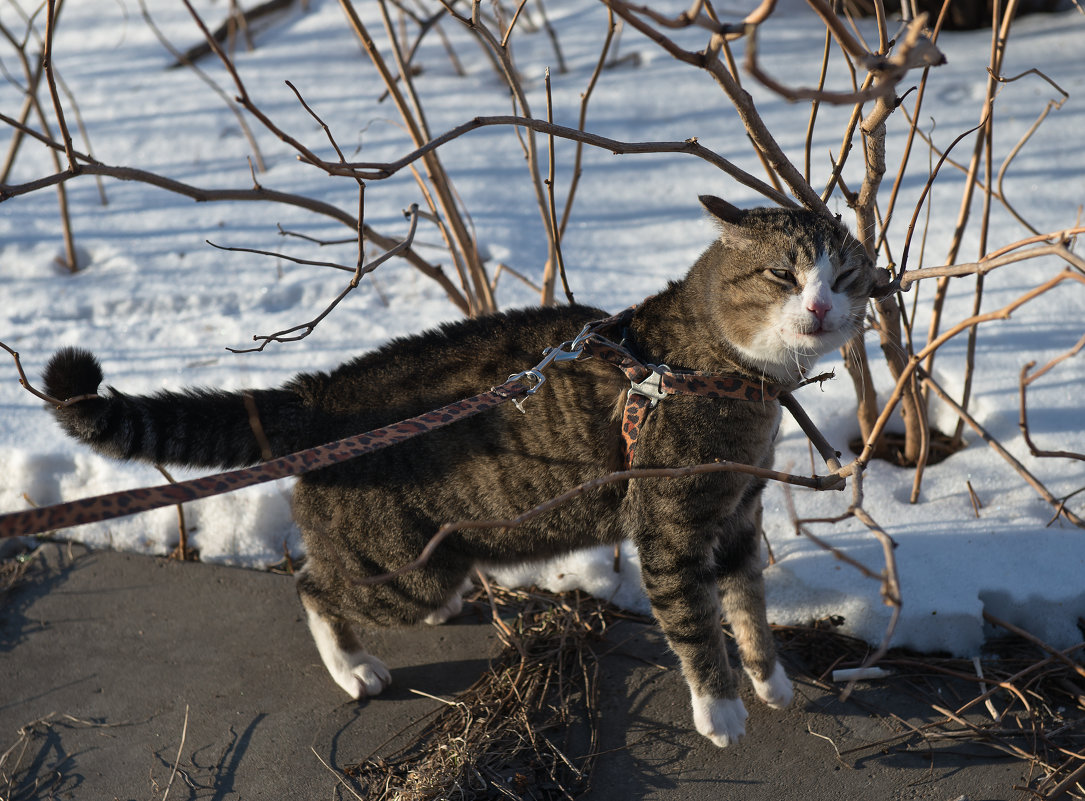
[41,196,876,748]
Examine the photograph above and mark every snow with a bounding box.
[2,0,1084,657]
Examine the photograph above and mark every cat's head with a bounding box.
[695,196,877,385]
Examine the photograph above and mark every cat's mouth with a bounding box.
[787,323,848,354]
[795,322,833,337]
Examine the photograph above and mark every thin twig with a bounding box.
[155,465,194,561]
[0,131,470,312]
[1018,335,1085,462]
[779,391,842,473]
[543,68,573,305]
[845,270,1085,495]
[744,13,943,106]
[160,705,189,801]
[0,341,96,407]
[358,458,845,586]
[983,612,1085,684]
[558,6,615,240]
[310,745,367,801]
[922,0,1020,389]
[140,0,266,172]
[228,204,420,352]
[922,369,1084,528]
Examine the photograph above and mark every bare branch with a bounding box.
[0,146,470,313]
[358,457,846,586]
[543,69,573,305]
[1019,334,1085,463]
[802,0,877,63]
[785,465,902,695]
[42,0,74,167]
[898,234,1085,290]
[206,241,356,273]
[923,370,1084,528]
[845,270,1085,479]
[558,5,617,240]
[744,14,945,106]
[436,0,562,305]
[779,391,842,472]
[228,204,421,352]
[332,114,794,207]
[0,341,96,407]
[139,0,267,173]
[345,0,495,313]
[179,0,328,171]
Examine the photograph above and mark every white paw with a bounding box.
[331,652,392,699]
[423,593,463,625]
[423,578,473,625]
[691,693,748,748]
[748,662,793,709]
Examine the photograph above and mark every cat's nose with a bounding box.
[806,298,831,322]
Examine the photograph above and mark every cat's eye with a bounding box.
[766,268,797,285]
[832,269,857,292]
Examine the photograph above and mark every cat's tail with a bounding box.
[42,347,313,470]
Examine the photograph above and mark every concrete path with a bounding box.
[1,543,1030,799]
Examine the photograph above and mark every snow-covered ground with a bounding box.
[1,0,1083,657]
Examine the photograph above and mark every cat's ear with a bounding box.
[699,195,744,224]
[699,195,754,246]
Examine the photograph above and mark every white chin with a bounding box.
[789,329,845,355]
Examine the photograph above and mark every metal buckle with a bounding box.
[506,326,594,412]
[628,364,671,408]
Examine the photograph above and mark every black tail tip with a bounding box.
[43,347,104,402]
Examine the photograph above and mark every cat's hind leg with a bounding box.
[297,558,476,697]
[422,577,474,625]
[298,588,391,699]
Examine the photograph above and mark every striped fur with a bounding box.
[44,348,309,469]
[42,200,875,748]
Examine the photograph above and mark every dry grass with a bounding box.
[0,543,40,606]
[0,556,33,601]
[344,587,1085,801]
[0,712,134,801]
[346,585,620,800]
[776,619,1085,800]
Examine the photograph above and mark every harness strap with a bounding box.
[577,313,781,469]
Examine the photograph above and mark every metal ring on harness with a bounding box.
[628,364,671,408]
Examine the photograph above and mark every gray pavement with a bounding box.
[1,543,1032,800]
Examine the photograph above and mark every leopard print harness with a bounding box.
[575,308,780,468]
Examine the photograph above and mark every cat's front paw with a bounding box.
[691,693,748,748]
[332,652,392,699]
[748,662,793,709]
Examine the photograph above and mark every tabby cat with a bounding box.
[42,197,876,747]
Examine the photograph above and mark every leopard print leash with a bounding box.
[0,308,780,540]
[0,380,529,540]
